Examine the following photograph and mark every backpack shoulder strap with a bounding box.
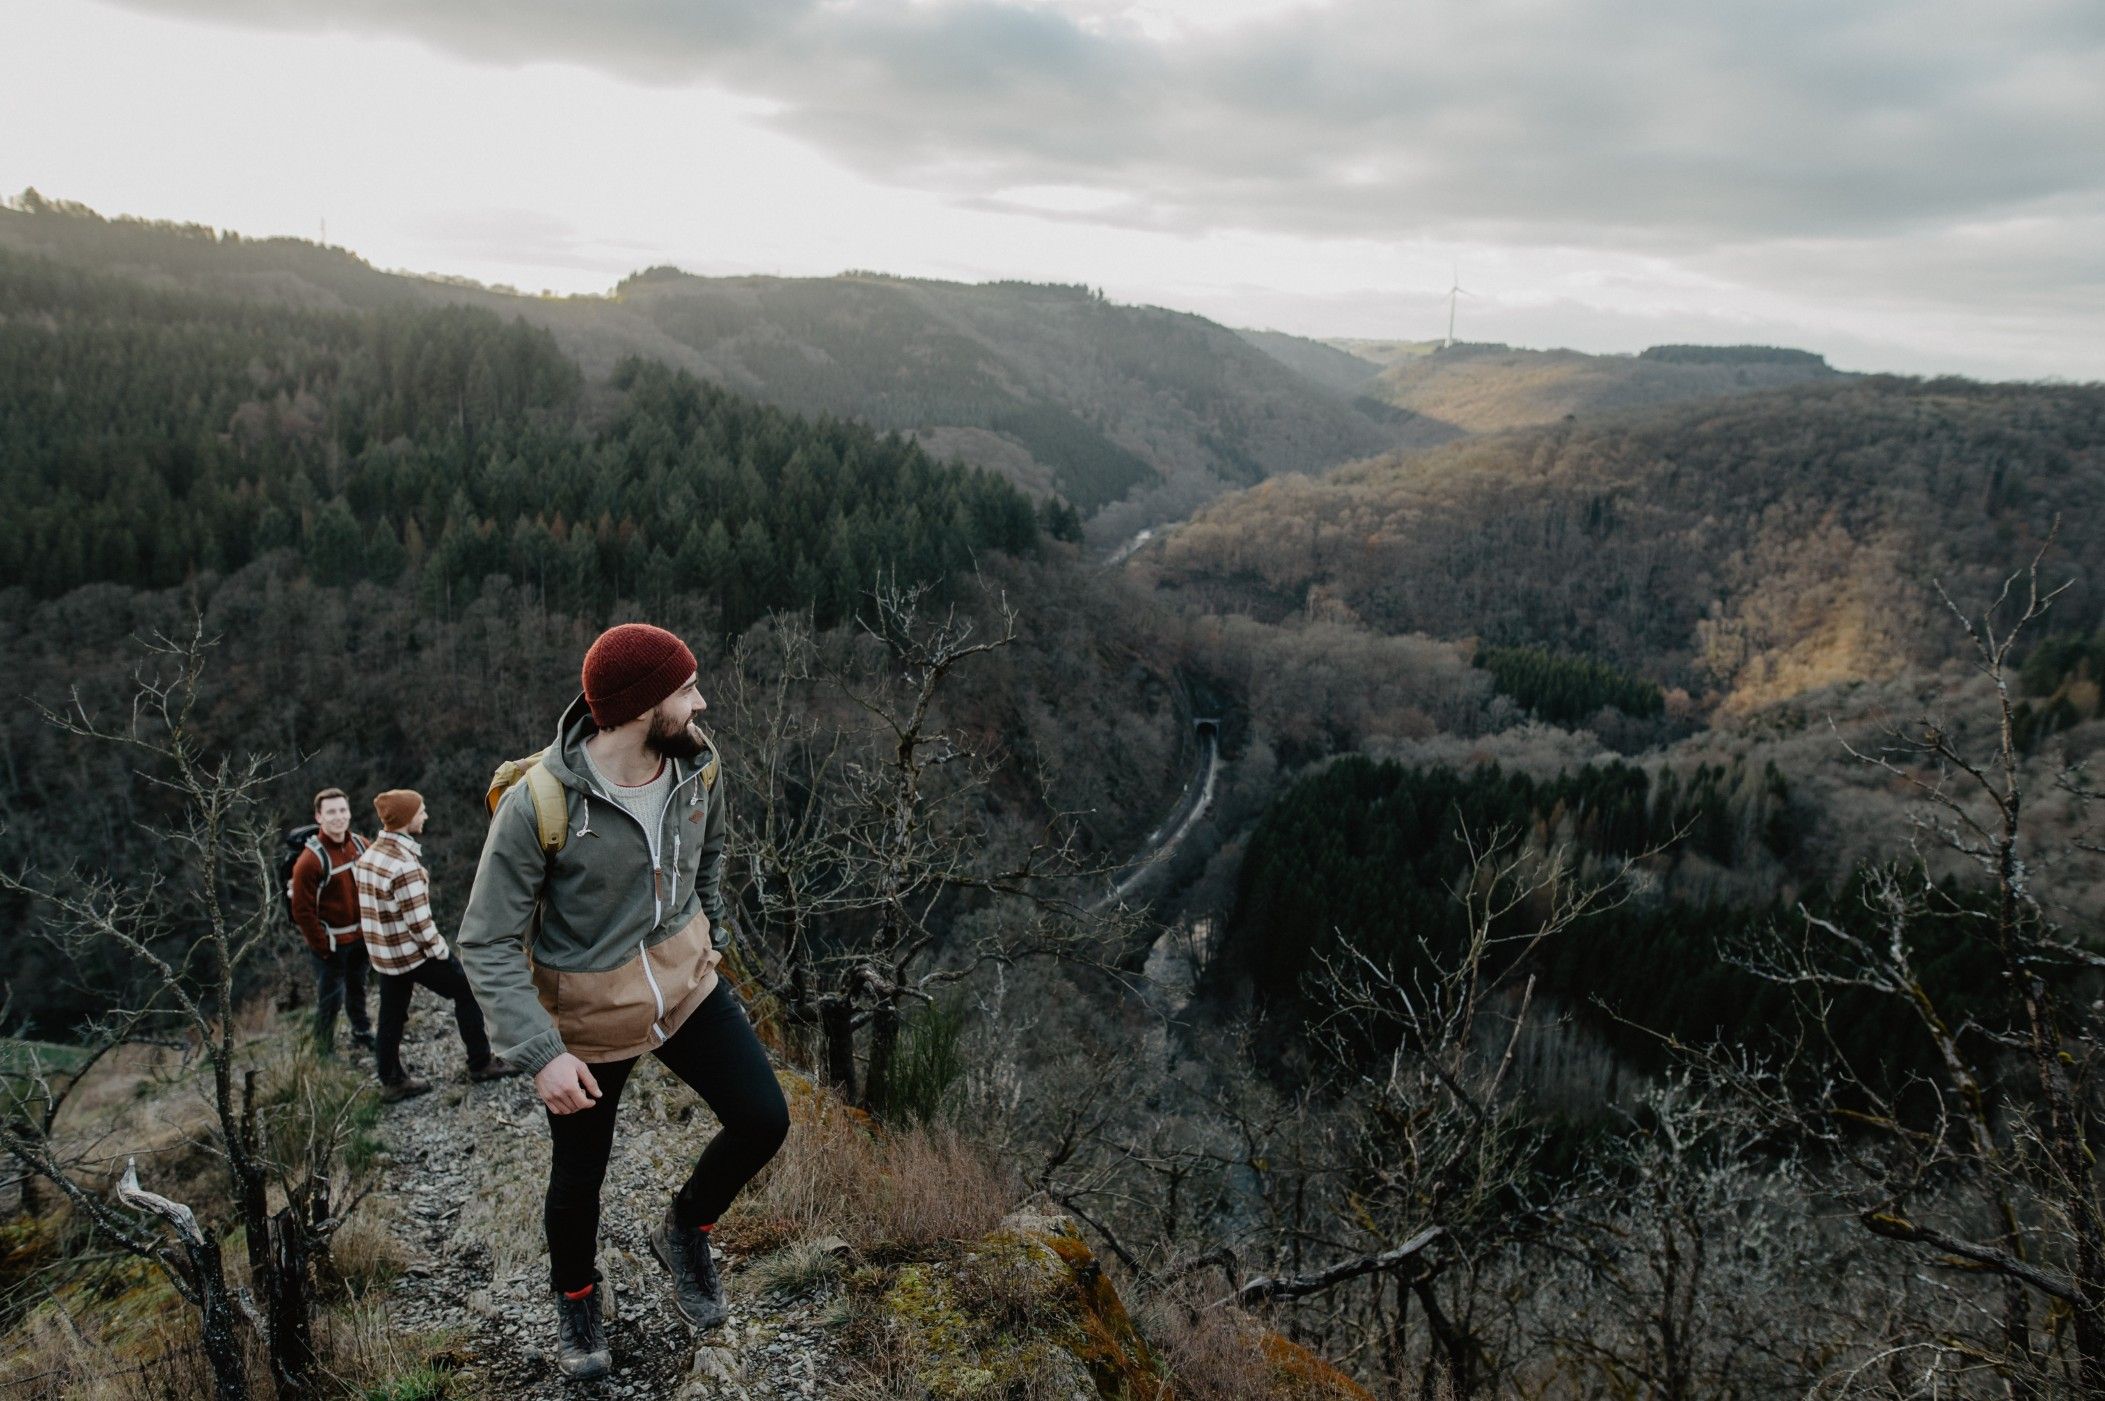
[522,758,569,855]
[697,730,721,792]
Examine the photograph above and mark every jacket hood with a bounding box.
[545,692,714,795]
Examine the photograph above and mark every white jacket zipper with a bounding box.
[577,760,706,1041]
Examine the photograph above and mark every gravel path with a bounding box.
[366,994,848,1400]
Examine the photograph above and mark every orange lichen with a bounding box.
[777,1068,874,1133]
[1258,1330,1376,1400]
[1032,1227,1169,1399]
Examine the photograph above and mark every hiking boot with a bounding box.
[468,1056,523,1083]
[647,1205,728,1329]
[378,1075,432,1104]
[552,1279,613,1381]
[350,1029,376,1052]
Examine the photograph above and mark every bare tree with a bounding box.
[1536,1071,1839,1399]
[1289,821,1651,1397]
[0,624,372,1399]
[1697,534,2105,1395]
[722,580,1140,1114]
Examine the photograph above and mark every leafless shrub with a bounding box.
[0,625,372,1399]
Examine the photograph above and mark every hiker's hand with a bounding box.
[535,1053,602,1114]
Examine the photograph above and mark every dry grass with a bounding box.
[1135,1285,1378,1401]
[741,1236,850,1301]
[0,1284,266,1401]
[40,1041,214,1204]
[1,1265,464,1401]
[310,1303,466,1399]
[1,994,455,1401]
[732,1077,1017,1258]
[322,1207,415,1300]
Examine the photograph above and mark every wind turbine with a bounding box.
[1443,266,1471,349]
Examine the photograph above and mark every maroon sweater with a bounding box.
[290,832,367,954]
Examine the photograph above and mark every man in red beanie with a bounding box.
[353,789,515,1102]
[458,624,788,1382]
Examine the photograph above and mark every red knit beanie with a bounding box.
[582,624,697,730]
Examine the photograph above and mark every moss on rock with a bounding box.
[853,1215,1170,1399]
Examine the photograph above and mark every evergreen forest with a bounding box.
[0,247,1051,633]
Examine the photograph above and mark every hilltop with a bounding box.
[6,983,1371,1399]
[1350,340,1847,436]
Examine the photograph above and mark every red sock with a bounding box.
[695,1221,715,1234]
[562,1283,595,1300]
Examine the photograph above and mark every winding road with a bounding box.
[1095,720,1221,913]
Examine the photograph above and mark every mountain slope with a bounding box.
[1139,377,2105,710]
[599,268,1398,515]
[1234,327,1384,395]
[0,198,1395,521]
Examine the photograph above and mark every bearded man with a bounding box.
[457,624,789,1382]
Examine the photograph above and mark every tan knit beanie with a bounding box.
[372,789,425,833]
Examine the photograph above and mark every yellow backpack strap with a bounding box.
[486,748,569,855]
[698,729,721,792]
[523,758,568,854]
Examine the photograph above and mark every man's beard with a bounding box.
[646,713,706,761]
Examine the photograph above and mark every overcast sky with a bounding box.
[4,0,2100,380]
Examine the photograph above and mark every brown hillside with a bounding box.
[1138,377,2105,711]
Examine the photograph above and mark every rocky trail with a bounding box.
[365,997,849,1400]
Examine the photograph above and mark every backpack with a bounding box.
[278,824,368,907]
[486,748,571,854]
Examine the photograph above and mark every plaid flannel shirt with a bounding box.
[353,832,449,975]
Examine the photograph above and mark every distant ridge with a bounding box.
[1355,339,1845,434]
[0,192,1864,536]
[1640,344,1832,368]
[0,194,1396,526]
[1232,327,1384,395]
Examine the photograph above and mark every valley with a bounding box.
[3,192,2102,1399]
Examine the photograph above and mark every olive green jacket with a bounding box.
[456,694,729,1075]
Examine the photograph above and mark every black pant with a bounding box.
[544,981,790,1292]
[376,955,493,1084]
[310,941,371,1050]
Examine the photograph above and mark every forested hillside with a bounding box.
[0,195,1398,526]
[1212,754,2007,1103]
[0,238,1192,1039]
[1142,377,2105,708]
[603,269,1399,519]
[0,246,1044,629]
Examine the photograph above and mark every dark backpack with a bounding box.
[278,824,366,910]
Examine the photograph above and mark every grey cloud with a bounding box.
[110,0,2105,250]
